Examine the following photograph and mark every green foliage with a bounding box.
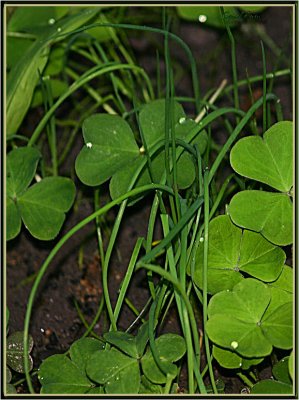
[177,5,266,28]
[6,7,101,137]
[177,6,240,28]
[76,99,207,200]
[7,331,34,374]
[39,330,186,394]
[251,380,293,394]
[251,357,293,394]
[7,6,293,396]
[6,366,17,394]
[6,147,76,240]
[141,334,186,384]
[288,351,294,380]
[75,114,140,186]
[192,215,285,294]
[229,121,293,246]
[206,278,292,358]
[39,354,93,394]
[212,345,263,370]
[87,347,140,394]
[39,338,104,393]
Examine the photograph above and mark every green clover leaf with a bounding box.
[7,147,76,241]
[192,215,285,294]
[229,121,293,245]
[206,278,293,358]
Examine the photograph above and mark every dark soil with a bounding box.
[6,5,293,395]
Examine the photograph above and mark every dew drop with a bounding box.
[48,18,56,25]
[179,117,186,124]
[231,341,238,349]
[198,15,207,23]
[86,142,93,149]
[139,145,145,154]
[239,362,242,367]
[57,27,62,33]
[199,237,204,243]
[40,328,45,333]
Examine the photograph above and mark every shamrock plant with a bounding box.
[38,326,186,394]
[6,4,293,397]
[229,121,293,246]
[206,278,292,358]
[191,215,286,294]
[6,147,76,240]
[75,99,207,198]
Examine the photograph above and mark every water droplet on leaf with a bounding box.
[230,341,238,349]
[86,142,93,149]
[48,18,56,25]
[198,15,207,23]
[179,117,186,124]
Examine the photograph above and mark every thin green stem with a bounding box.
[113,238,144,324]
[74,299,102,340]
[27,63,151,147]
[203,170,217,394]
[23,184,173,393]
[261,41,267,131]
[137,263,206,394]
[237,372,254,388]
[55,21,200,111]
[221,8,239,115]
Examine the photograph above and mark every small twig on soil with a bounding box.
[195,79,227,123]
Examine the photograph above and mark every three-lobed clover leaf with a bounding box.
[39,338,104,394]
[75,99,208,201]
[229,121,293,246]
[39,330,185,394]
[192,215,285,294]
[7,147,76,241]
[206,278,293,358]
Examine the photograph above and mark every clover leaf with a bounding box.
[39,354,93,394]
[177,6,240,28]
[75,114,140,186]
[212,345,263,370]
[141,333,186,384]
[7,331,34,374]
[229,121,293,246]
[206,278,293,358]
[6,366,17,394]
[86,347,140,394]
[75,100,207,200]
[103,331,139,359]
[192,215,285,294]
[6,147,76,241]
[39,338,104,394]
